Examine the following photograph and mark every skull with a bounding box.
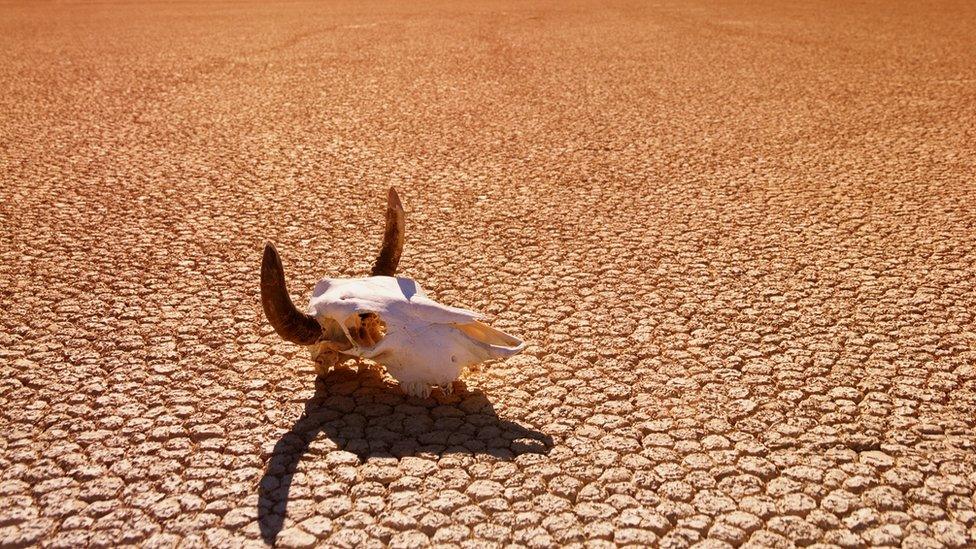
[260,188,525,397]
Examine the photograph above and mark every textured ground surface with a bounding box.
[2,1,976,547]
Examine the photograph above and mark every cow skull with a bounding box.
[260,188,525,397]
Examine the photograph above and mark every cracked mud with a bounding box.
[1,1,975,547]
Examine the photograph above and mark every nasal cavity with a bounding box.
[345,312,387,348]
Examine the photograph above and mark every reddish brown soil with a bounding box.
[2,1,975,547]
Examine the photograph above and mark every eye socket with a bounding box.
[345,312,387,347]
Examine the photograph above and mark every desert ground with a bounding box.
[2,0,975,547]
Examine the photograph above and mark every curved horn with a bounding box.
[371,187,405,276]
[261,242,321,346]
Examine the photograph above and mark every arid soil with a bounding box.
[2,1,975,547]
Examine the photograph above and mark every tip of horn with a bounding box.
[388,187,403,211]
[262,242,282,274]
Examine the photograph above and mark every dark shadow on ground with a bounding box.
[257,365,553,545]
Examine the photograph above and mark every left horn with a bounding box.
[371,187,405,276]
[260,242,322,346]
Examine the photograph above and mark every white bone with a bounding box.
[305,276,524,397]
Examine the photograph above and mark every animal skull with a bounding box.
[260,188,525,397]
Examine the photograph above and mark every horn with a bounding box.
[371,187,405,276]
[260,242,322,346]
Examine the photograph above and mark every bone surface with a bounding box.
[307,276,524,396]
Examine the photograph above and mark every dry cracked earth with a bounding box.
[2,1,976,547]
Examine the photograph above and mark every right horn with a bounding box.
[371,187,405,277]
[260,242,322,346]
